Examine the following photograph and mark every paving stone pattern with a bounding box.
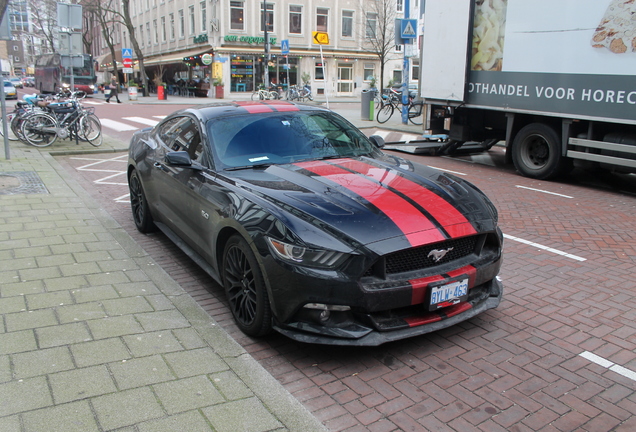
[0,143,326,432]
[54,134,636,432]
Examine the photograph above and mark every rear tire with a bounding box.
[512,123,566,179]
[20,113,57,147]
[80,114,102,146]
[128,170,156,233]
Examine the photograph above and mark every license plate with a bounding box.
[429,279,468,310]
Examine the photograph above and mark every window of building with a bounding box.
[146,23,151,47]
[397,0,403,12]
[161,17,166,42]
[342,10,353,37]
[289,5,302,34]
[315,62,324,80]
[178,9,184,38]
[200,1,207,32]
[316,8,328,32]
[364,63,375,81]
[393,70,402,83]
[366,13,377,38]
[189,5,195,35]
[139,25,144,46]
[395,44,403,52]
[153,19,158,44]
[261,2,273,33]
[230,1,244,30]
[170,13,175,40]
[411,62,419,81]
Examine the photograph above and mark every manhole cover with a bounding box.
[0,171,49,195]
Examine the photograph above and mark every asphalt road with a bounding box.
[55,103,636,431]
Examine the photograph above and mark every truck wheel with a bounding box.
[512,123,565,179]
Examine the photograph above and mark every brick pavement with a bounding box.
[5,95,636,431]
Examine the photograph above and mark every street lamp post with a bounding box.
[263,1,269,89]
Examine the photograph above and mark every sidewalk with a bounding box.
[0,134,327,428]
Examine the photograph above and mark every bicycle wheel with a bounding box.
[408,103,423,125]
[0,112,19,141]
[80,114,102,147]
[268,91,280,100]
[251,91,259,101]
[20,113,58,147]
[376,103,394,124]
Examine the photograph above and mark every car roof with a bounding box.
[167,101,332,122]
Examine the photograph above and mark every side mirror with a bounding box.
[165,151,192,166]
[368,135,385,149]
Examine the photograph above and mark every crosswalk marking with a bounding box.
[82,100,104,105]
[123,116,160,126]
[100,118,140,132]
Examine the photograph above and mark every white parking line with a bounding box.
[515,185,574,199]
[100,118,140,132]
[123,116,160,127]
[580,351,636,382]
[503,233,587,262]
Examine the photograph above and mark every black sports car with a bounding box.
[127,101,503,346]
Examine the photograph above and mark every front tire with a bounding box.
[376,103,394,124]
[222,235,272,337]
[512,123,566,180]
[128,170,156,233]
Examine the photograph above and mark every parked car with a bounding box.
[127,101,504,346]
[22,77,34,87]
[3,81,17,99]
[9,77,23,88]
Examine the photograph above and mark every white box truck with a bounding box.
[420,0,636,179]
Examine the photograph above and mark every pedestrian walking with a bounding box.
[105,76,122,103]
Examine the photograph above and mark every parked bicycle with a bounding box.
[251,86,280,101]
[299,84,313,102]
[20,91,102,147]
[376,88,422,125]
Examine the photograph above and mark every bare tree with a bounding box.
[82,0,148,94]
[359,0,399,93]
[82,0,119,81]
[28,0,58,53]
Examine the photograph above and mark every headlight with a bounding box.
[62,83,70,88]
[89,85,95,90]
[266,237,347,269]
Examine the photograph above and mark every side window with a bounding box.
[157,116,203,159]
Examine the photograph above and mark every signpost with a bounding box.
[312,32,330,108]
[399,2,416,125]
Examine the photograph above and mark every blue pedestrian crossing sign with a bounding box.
[280,39,290,54]
[122,48,133,59]
[400,19,417,39]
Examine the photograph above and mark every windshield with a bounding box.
[208,111,377,168]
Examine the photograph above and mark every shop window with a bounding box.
[315,62,324,80]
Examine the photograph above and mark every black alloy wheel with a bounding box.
[223,235,272,337]
[128,170,156,233]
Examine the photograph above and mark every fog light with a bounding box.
[304,303,350,312]
[319,310,330,322]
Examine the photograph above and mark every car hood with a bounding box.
[223,156,497,254]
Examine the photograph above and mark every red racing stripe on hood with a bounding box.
[334,159,477,238]
[295,160,446,246]
[234,101,300,113]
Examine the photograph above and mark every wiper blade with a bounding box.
[224,163,271,171]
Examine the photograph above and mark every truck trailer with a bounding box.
[420,0,636,179]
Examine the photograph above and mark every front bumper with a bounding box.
[271,276,503,346]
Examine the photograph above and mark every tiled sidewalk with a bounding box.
[0,143,326,431]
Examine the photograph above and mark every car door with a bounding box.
[150,115,206,245]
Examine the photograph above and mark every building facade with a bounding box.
[94,0,420,96]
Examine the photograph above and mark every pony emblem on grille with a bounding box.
[427,247,454,262]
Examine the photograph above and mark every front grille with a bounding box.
[364,235,479,277]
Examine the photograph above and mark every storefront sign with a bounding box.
[224,35,277,46]
[193,34,208,44]
[201,54,212,65]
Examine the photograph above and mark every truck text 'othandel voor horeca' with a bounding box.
[420,0,636,179]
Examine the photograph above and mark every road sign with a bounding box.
[122,58,133,68]
[281,39,290,54]
[312,31,329,45]
[123,68,133,74]
[400,19,417,39]
[122,48,133,59]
